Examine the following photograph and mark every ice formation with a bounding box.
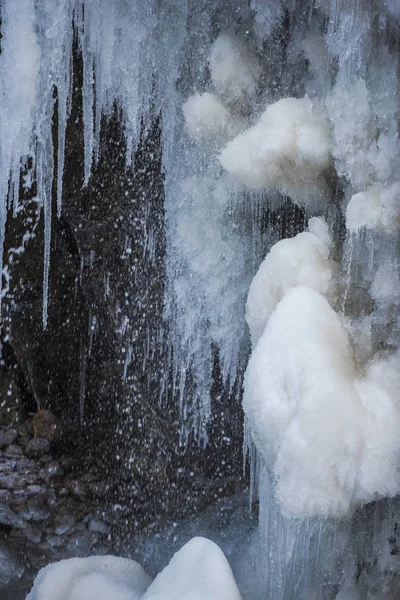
[244,286,400,518]
[2,0,400,597]
[182,93,237,144]
[208,33,262,111]
[219,96,331,204]
[143,537,242,600]
[245,217,337,346]
[26,539,242,600]
[26,555,152,600]
[346,183,400,234]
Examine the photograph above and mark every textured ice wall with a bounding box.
[2,1,400,597]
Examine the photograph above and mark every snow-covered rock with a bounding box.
[26,555,152,600]
[142,537,242,600]
[243,286,400,518]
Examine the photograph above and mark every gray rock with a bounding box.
[4,445,23,457]
[24,438,50,458]
[16,458,36,473]
[66,479,89,499]
[54,513,76,536]
[0,501,25,528]
[39,454,53,464]
[23,524,42,544]
[0,473,23,490]
[44,461,64,479]
[88,480,109,498]
[0,459,17,473]
[66,531,96,556]
[88,517,110,536]
[21,497,50,521]
[0,540,24,587]
[26,485,46,496]
[0,430,18,449]
[46,534,65,548]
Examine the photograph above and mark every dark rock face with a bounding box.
[1,40,250,539]
[0,424,116,596]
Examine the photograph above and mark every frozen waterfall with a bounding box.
[1,0,400,599]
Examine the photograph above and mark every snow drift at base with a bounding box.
[26,537,242,600]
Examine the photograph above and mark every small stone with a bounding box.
[25,438,50,458]
[23,524,42,544]
[0,540,24,586]
[0,490,12,503]
[66,532,96,556]
[66,479,89,499]
[0,459,17,473]
[44,461,64,479]
[0,430,18,449]
[27,485,46,495]
[0,472,23,490]
[0,501,25,528]
[54,513,76,536]
[39,454,53,464]
[16,458,36,473]
[46,534,65,548]
[32,409,58,442]
[88,480,109,498]
[3,444,23,457]
[88,517,110,535]
[21,497,50,521]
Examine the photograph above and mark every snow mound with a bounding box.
[26,555,152,600]
[245,217,337,346]
[143,537,242,600]
[346,183,400,233]
[243,286,400,518]
[219,96,331,201]
[208,33,261,110]
[182,92,237,144]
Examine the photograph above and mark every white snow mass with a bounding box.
[243,286,400,518]
[26,555,152,600]
[208,33,262,111]
[143,537,242,600]
[26,538,242,600]
[219,96,332,204]
[245,217,337,346]
[182,92,238,145]
[346,183,400,234]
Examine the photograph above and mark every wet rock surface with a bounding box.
[0,424,114,597]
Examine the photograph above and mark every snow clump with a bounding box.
[182,92,238,145]
[346,183,400,234]
[219,96,331,203]
[208,33,262,110]
[245,217,337,346]
[26,555,152,600]
[243,286,400,519]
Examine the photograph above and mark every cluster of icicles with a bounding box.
[2,0,400,520]
[182,31,400,519]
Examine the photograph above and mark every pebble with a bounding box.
[66,479,89,499]
[88,517,110,535]
[44,461,64,479]
[3,445,23,457]
[0,501,25,528]
[0,430,18,449]
[25,438,50,458]
[88,480,108,498]
[21,497,51,521]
